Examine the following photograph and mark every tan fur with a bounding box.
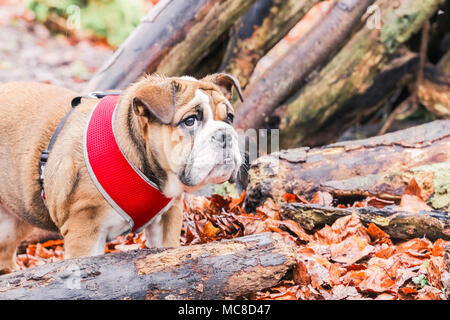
[0,74,239,269]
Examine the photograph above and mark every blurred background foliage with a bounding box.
[25,0,145,46]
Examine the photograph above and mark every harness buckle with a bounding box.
[88,91,121,99]
[38,150,49,187]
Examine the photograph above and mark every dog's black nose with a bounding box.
[211,129,232,148]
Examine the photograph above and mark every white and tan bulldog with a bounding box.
[0,73,243,272]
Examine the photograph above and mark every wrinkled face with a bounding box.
[131,74,242,196]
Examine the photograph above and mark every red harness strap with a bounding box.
[84,95,173,233]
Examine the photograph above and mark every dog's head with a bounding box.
[125,73,243,196]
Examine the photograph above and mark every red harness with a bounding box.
[83,95,173,233]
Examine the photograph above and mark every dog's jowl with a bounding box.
[0,73,242,271]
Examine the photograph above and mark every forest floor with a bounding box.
[0,0,112,91]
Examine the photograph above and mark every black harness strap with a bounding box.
[38,91,121,203]
[38,96,88,189]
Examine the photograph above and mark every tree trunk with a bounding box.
[278,0,445,148]
[281,203,450,241]
[0,233,295,300]
[245,120,450,212]
[83,0,256,93]
[234,0,373,130]
[220,0,321,90]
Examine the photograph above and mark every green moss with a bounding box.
[380,12,419,54]
[380,0,444,54]
[213,182,239,198]
[26,0,144,47]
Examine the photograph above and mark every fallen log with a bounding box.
[274,46,420,142]
[83,0,256,93]
[220,0,321,89]
[0,232,295,300]
[234,0,373,130]
[281,203,450,241]
[244,120,450,211]
[278,0,445,147]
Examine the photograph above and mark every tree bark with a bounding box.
[281,203,450,241]
[220,0,321,90]
[418,49,450,118]
[233,0,374,131]
[419,69,450,118]
[278,0,445,148]
[0,232,295,300]
[245,120,450,212]
[83,0,256,93]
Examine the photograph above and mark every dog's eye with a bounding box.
[183,115,197,127]
[226,113,234,124]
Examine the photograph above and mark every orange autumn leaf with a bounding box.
[282,192,308,204]
[426,257,445,290]
[41,239,64,248]
[315,213,370,245]
[310,191,333,206]
[366,223,390,242]
[293,261,311,286]
[343,270,367,287]
[229,190,245,211]
[256,198,280,220]
[398,194,432,212]
[431,239,449,257]
[366,197,396,209]
[202,220,221,239]
[330,236,374,265]
[396,238,432,258]
[277,219,312,242]
[404,178,423,198]
[415,286,444,300]
[358,269,397,294]
[397,287,418,300]
[403,177,434,201]
[374,245,396,259]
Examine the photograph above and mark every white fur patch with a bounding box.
[195,89,212,120]
[144,214,163,248]
[179,76,199,82]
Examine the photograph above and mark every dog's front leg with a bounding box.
[144,196,183,248]
[60,206,129,258]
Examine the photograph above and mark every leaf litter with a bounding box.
[12,178,450,300]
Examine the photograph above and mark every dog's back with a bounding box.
[0,82,76,227]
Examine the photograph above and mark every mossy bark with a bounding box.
[281,203,450,241]
[279,0,445,148]
[245,120,450,212]
[220,0,321,89]
[84,0,256,93]
[234,0,374,130]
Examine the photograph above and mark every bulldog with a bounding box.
[0,73,243,272]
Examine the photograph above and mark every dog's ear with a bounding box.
[202,73,243,102]
[132,80,179,124]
